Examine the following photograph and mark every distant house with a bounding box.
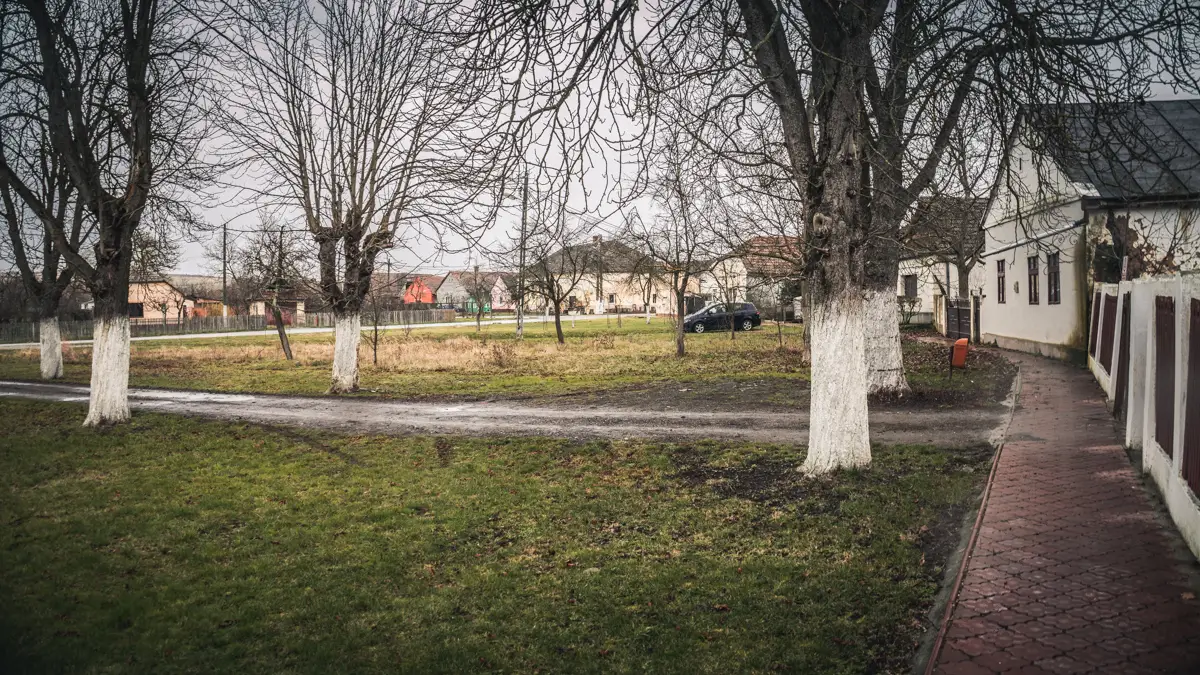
[534,236,697,315]
[436,271,490,312]
[898,196,989,331]
[979,99,1200,361]
[129,279,198,322]
[166,274,227,317]
[247,297,306,323]
[699,236,803,315]
[404,274,443,305]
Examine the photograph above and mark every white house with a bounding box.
[979,99,1200,361]
[698,236,803,317]
[897,196,989,332]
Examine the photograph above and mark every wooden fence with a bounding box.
[0,314,269,344]
[300,309,457,328]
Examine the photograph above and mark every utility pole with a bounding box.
[221,221,228,317]
[516,169,528,339]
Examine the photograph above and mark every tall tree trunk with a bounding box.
[674,286,686,357]
[39,315,64,379]
[957,262,972,300]
[84,298,131,426]
[271,304,294,360]
[800,29,874,474]
[552,302,564,344]
[331,311,361,393]
[863,287,909,395]
[804,289,871,473]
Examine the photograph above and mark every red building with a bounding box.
[403,274,443,305]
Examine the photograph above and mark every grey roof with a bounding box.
[1034,99,1200,201]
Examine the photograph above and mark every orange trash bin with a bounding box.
[951,338,969,368]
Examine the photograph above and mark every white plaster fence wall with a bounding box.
[1087,282,1121,395]
[1089,273,1200,559]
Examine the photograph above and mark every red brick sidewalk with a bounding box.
[931,353,1200,675]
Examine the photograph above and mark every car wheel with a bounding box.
[693,323,705,334]
[741,319,753,331]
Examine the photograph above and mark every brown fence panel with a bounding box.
[1183,298,1200,494]
[1114,293,1132,419]
[1100,294,1118,371]
[1155,295,1176,458]
[1089,291,1102,356]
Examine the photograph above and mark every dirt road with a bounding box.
[0,380,1007,446]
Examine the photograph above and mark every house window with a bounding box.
[903,274,918,298]
[651,293,657,303]
[996,260,1006,304]
[1047,252,1061,305]
[608,293,615,304]
[1027,256,1040,305]
[128,303,144,318]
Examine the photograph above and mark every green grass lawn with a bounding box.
[0,319,1014,407]
[0,399,990,673]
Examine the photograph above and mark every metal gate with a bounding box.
[946,298,971,340]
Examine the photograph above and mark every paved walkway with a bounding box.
[932,353,1200,674]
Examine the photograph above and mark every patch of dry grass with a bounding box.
[0,319,810,399]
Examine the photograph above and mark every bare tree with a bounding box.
[223,217,313,359]
[623,130,721,357]
[464,265,493,332]
[0,114,90,378]
[223,0,497,393]
[0,0,217,424]
[463,0,1200,472]
[523,204,594,345]
[626,253,665,325]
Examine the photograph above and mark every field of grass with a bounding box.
[0,398,991,674]
[0,318,810,399]
[0,318,1014,406]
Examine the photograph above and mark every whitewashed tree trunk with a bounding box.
[39,317,64,379]
[864,288,910,395]
[803,292,871,474]
[330,313,361,393]
[83,316,130,426]
[645,306,651,324]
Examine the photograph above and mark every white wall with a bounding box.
[979,217,1089,358]
[1087,282,1122,395]
[1130,274,1200,560]
[699,259,747,303]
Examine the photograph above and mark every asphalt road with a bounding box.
[0,379,1008,446]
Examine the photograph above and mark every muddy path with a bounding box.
[0,380,1008,447]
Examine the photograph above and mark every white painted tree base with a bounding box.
[803,294,871,474]
[863,288,910,395]
[83,317,130,426]
[39,318,64,379]
[330,314,361,393]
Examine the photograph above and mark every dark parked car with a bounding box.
[683,302,762,333]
